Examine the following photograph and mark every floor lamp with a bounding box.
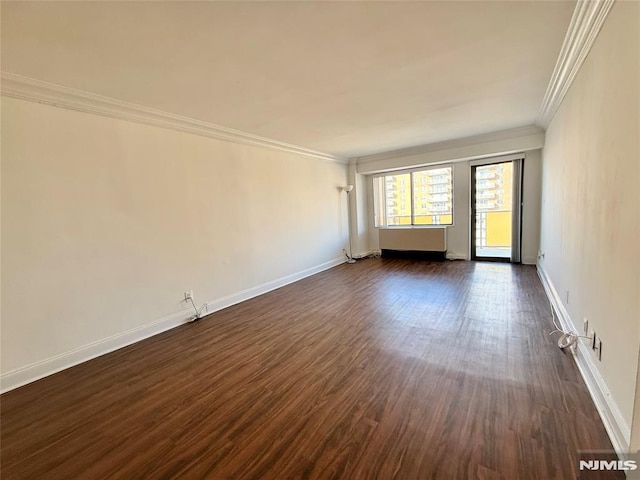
[342,185,356,264]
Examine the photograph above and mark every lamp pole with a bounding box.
[343,185,356,264]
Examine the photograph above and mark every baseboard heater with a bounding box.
[379,228,447,262]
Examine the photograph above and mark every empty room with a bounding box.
[1,1,638,478]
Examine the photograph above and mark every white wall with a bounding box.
[1,97,348,388]
[539,0,639,448]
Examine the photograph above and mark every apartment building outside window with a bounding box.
[374,166,453,226]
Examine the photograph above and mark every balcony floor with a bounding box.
[476,246,510,258]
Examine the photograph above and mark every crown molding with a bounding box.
[0,72,347,164]
[356,125,544,164]
[535,0,615,128]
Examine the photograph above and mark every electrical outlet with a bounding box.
[583,318,589,336]
[565,290,570,304]
[591,331,597,350]
[596,338,602,361]
[184,290,193,301]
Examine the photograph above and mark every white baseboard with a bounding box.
[0,256,345,393]
[537,263,631,453]
[522,255,538,265]
[0,309,193,393]
[202,256,344,315]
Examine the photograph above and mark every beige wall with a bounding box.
[1,97,348,382]
[539,0,639,441]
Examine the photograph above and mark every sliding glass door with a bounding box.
[471,160,522,262]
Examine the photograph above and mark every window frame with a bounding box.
[373,164,454,228]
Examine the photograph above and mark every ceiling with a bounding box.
[1,1,575,158]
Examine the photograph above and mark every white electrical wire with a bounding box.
[188,297,207,322]
[548,299,590,350]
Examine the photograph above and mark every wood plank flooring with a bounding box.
[1,259,618,479]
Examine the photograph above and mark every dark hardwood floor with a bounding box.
[1,259,618,479]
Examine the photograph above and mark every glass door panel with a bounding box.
[472,162,513,260]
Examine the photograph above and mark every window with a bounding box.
[374,166,453,226]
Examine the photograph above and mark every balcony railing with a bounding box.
[476,171,497,180]
[476,191,496,199]
[427,177,450,185]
